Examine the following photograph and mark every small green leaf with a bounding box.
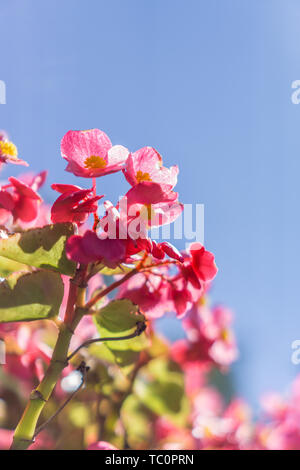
[93,299,148,370]
[0,270,64,323]
[0,223,76,276]
[134,358,190,426]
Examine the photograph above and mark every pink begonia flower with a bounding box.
[88,441,118,450]
[118,270,173,318]
[0,131,28,167]
[0,175,42,224]
[61,129,129,178]
[123,146,178,189]
[51,183,102,224]
[66,181,184,268]
[192,399,254,450]
[119,244,215,319]
[172,304,238,369]
[254,375,300,450]
[99,201,183,262]
[66,199,154,268]
[121,181,183,228]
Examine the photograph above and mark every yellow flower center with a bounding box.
[204,426,214,439]
[139,204,154,223]
[84,155,107,169]
[136,170,152,183]
[221,329,230,341]
[0,141,18,159]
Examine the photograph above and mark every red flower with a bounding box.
[190,242,218,282]
[0,175,43,224]
[51,184,102,224]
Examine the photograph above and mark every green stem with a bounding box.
[10,287,86,450]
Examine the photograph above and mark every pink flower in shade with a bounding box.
[172,305,238,370]
[192,397,254,450]
[123,146,178,189]
[88,441,118,450]
[0,175,43,225]
[118,270,173,318]
[66,230,127,268]
[0,131,28,167]
[51,184,103,225]
[119,244,215,319]
[255,375,300,450]
[0,324,51,385]
[61,129,129,178]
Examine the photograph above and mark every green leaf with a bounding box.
[0,270,64,323]
[100,264,133,276]
[134,358,190,426]
[93,299,148,370]
[0,255,30,277]
[121,395,154,448]
[0,223,76,276]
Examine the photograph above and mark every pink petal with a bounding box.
[51,183,82,194]
[13,197,39,223]
[125,182,178,206]
[190,243,218,282]
[66,235,92,264]
[9,177,41,200]
[107,144,129,166]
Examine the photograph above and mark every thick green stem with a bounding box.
[10,287,86,450]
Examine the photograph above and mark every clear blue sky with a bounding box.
[1,0,300,409]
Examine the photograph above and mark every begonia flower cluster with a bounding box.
[0,128,295,451]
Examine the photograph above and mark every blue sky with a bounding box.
[1,0,300,409]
